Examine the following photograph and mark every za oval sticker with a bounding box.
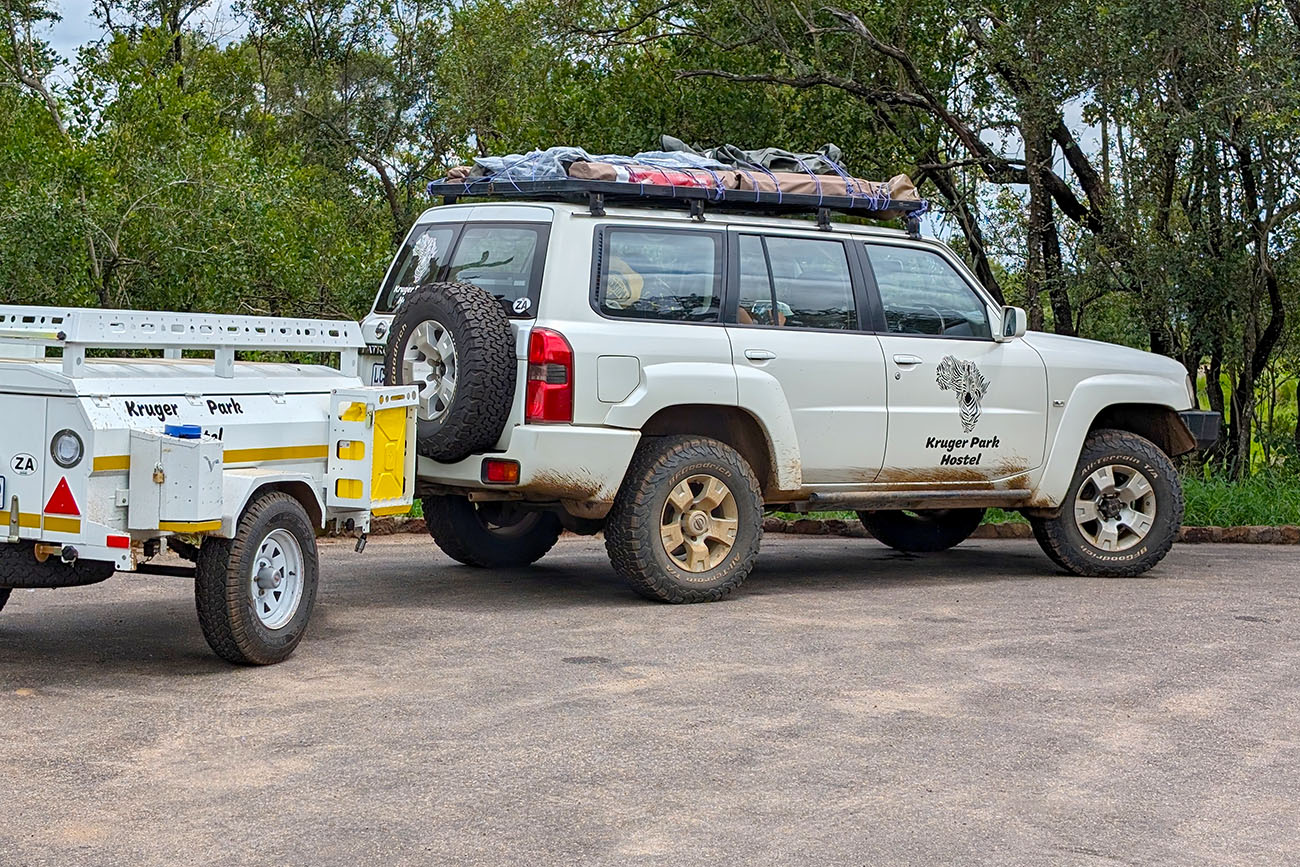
[10,453,37,475]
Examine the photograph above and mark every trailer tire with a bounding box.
[384,282,516,463]
[423,496,562,568]
[0,541,115,588]
[857,508,986,553]
[195,492,318,665]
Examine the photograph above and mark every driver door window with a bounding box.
[865,244,991,339]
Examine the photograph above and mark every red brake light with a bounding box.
[526,328,573,423]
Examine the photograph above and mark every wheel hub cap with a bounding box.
[1073,464,1157,552]
[402,319,458,422]
[660,474,740,574]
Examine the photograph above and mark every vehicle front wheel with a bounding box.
[857,508,986,553]
[423,496,563,568]
[195,492,319,665]
[1029,428,1183,577]
[605,436,763,603]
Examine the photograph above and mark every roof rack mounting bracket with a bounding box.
[816,207,832,232]
[688,199,706,222]
[442,195,458,206]
[905,214,922,239]
[588,191,606,217]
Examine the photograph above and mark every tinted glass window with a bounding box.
[449,226,543,314]
[866,244,991,338]
[376,225,456,312]
[598,229,721,321]
[743,236,855,330]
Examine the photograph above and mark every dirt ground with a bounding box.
[2,535,1298,866]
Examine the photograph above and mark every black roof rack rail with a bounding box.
[428,178,927,236]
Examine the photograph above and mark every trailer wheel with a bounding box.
[383,282,516,463]
[857,508,986,553]
[423,495,562,567]
[195,492,319,665]
[0,540,115,588]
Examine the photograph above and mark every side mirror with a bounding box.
[999,306,1027,341]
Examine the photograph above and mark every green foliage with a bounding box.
[1183,471,1300,527]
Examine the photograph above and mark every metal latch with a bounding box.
[8,495,18,542]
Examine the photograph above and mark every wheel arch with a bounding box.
[220,471,324,536]
[639,404,785,495]
[1088,403,1197,458]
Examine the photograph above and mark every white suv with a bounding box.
[360,185,1218,602]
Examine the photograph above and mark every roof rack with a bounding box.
[429,179,927,238]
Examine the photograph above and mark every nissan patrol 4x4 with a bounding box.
[359,178,1218,603]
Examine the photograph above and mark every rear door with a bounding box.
[861,241,1048,480]
[724,229,889,485]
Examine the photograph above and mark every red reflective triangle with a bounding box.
[44,477,80,517]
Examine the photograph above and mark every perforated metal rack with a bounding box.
[428,178,927,237]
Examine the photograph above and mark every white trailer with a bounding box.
[0,305,417,664]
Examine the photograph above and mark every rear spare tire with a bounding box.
[857,508,986,553]
[383,281,516,463]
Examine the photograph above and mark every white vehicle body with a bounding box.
[361,201,1209,518]
[0,306,416,571]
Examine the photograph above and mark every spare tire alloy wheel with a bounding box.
[383,282,516,463]
[404,319,457,424]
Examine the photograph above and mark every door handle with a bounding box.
[745,349,777,362]
[892,354,924,366]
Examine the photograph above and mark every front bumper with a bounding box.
[416,425,642,503]
[1179,410,1221,450]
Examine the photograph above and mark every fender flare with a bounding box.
[219,469,325,536]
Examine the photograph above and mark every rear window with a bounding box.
[595,228,722,322]
[375,222,549,317]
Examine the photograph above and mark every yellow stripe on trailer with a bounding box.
[42,516,81,534]
[17,512,40,529]
[159,519,222,533]
[224,444,329,464]
[372,505,412,517]
[92,454,131,473]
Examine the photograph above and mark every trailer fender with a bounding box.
[221,469,325,536]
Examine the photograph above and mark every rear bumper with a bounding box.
[1179,410,1221,450]
[416,425,641,503]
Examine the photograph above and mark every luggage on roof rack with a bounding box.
[426,178,928,237]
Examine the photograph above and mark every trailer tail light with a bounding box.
[106,535,130,549]
[526,328,573,423]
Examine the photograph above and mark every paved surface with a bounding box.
[1,535,1298,866]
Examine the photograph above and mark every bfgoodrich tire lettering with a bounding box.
[383,281,516,463]
[422,496,562,568]
[605,436,763,603]
[194,492,319,665]
[1030,428,1184,577]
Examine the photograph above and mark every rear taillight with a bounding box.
[526,327,573,423]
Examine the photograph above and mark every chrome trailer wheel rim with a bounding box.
[402,319,458,422]
[249,528,305,630]
[660,473,739,573]
[1074,464,1157,552]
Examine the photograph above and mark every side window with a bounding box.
[598,229,722,322]
[448,225,543,313]
[377,225,456,312]
[735,236,856,330]
[866,244,992,339]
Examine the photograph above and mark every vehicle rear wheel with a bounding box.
[0,540,115,588]
[195,492,319,665]
[605,436,763,603]
[423,496,563,568]
[1029,428,1183,577]
[383,281,516,463]
[857,508,986,553]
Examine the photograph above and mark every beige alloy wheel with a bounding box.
[1073,463,1157,552]
[659,473,740,572]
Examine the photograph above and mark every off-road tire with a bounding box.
[194,492,319,665]
[857,508,986,553]
[605,436,763,603]
[423,496,563,568]
[383,281,516,463]
[1029,429,1183,577]
[0,541,115,588]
